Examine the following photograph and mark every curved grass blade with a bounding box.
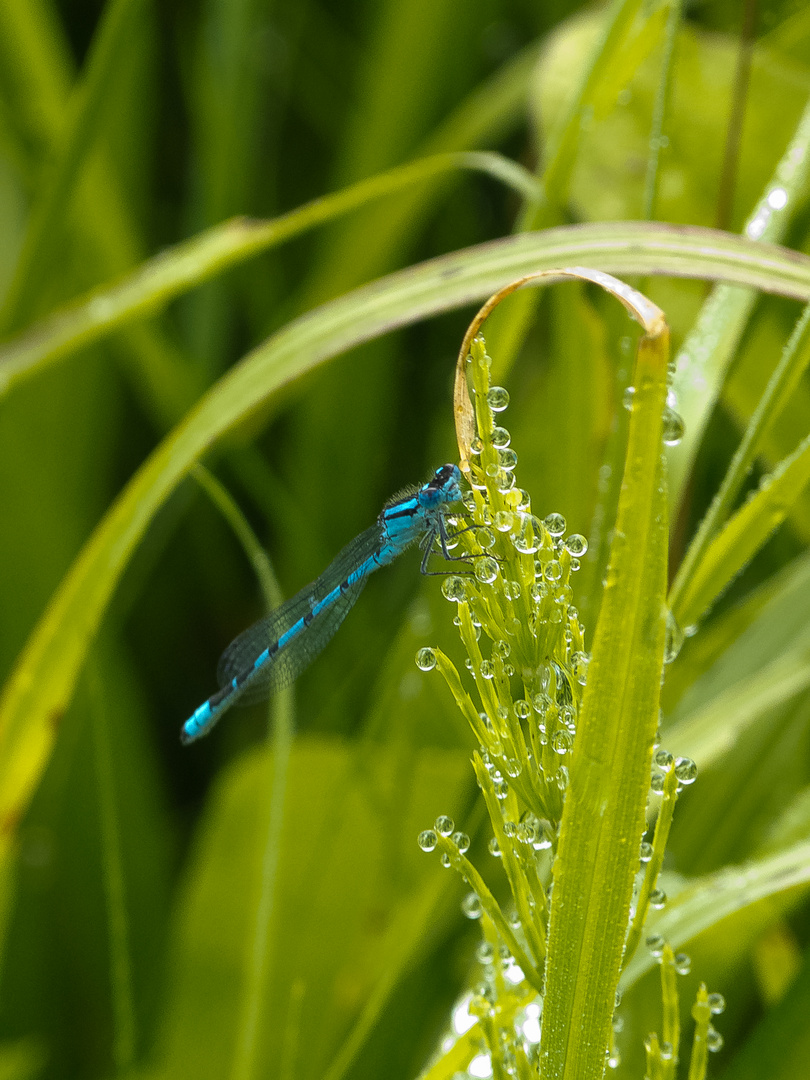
[670,426,810,632]
[5,220,810,401]
[666,644,810,772]
[669,303,810,618]
[0,151,538,396]
[621,839,810,990]
[1,226,810,878]
[669,95,810,505]
[539,310,669,1077]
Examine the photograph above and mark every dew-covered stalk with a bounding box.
[415,332,723,1079]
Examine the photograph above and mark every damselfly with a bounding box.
[182,464,464,743]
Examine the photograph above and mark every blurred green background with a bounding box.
[2,1,810,1078]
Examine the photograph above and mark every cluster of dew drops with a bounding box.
[412,372,599,1071]
[409,359,721,1075]
[415,375,591,779]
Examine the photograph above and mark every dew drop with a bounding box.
[514,699,531,719]
[564,533,588,556]
[552,730,573,754]
[650,774,665,794]
[493,640,511,660]
[417,830,437,851]
[415,647,436,671]
[545,512,566,537]
[469,1051,494,1078]
[675,757,698,784]
[498,448,517,472]
[479,660,495,680]
[639,841,653,863]
[476,941,495,964]
[503,579,522,600]
[453,831,471,853]
[435,815,454,836]
[706,1028,724,1053]
[494,510,514,533]
[544,560,563,583]
[491,425,511,448]
[572,652,590,685]
[664,611,684,664]
[654,749,674,770]
[662,405,685,446]
[623,386,635,410]
[674,952,692,975]
[513,514,544,554]
[462,892,482,919]
[475,557,499,584]
[441,576,467,603]
[707,993,726,1015]
[487,386,510,412]
[470,436,484,455]
[649,888,667,909]
[646,934,665,957]
[476,527,496,550]
[488,837,501,857]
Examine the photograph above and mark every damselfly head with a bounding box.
[426,464,463,505]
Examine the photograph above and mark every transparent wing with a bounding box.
[216,523,383,704]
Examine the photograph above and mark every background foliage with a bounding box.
[1,0,810,1078]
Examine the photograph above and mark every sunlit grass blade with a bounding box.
[669,95,810,505]
[670,303,810,615]
[540,309,669,1078]
[0,151,538,396]
[665,644,810,772]
[670,427,810,632]
[5,220,810,400]
[621,839,810,990]
[1,226,809,898]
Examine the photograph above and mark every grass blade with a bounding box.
[540,312,669,1078]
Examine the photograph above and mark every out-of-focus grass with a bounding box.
[1,2,810,1079]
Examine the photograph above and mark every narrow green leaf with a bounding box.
[4,221,810,398]
[669,94,810,505]
[621,839,810,990]
[666,644,810,771]
[671,427,810,631]
[540,325,669,1079]
[0,151,538,396]
[670,304,810,617]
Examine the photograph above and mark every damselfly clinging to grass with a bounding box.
[182,464,465,743]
